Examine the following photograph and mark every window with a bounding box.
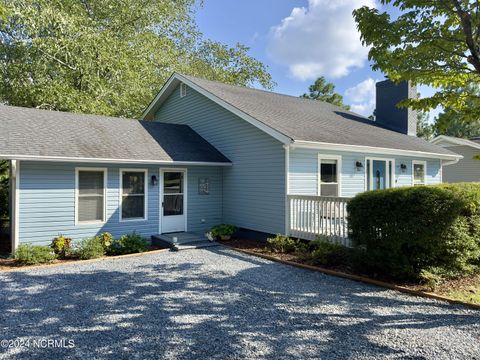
[318,156,341,196]
[76,169,106,224]
[413,161,427,186]
[120,170,147,221]
[180,83,187,98]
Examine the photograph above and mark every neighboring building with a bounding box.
[430,135,479,183]
[0,74,460,250]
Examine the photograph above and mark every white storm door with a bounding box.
[161,170,186,233]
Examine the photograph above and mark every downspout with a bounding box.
[442,158,460,167]
[284,145,290,235]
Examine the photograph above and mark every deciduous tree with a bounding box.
[354,1,480,118]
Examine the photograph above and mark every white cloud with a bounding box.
[344,77,377,116]
[268,0,376,80]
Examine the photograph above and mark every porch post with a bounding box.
[10,160,19,252]
[284,145,290,235]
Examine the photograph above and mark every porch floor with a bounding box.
[151,232,219,251]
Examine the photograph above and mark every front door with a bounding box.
[161,170,186,233]
[366,158,394,190]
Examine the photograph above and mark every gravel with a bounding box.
[0,247,479,359]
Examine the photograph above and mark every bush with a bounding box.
[109,233,149,255]
[15,244,56,265]
[348,183,480,281]
[210,224,237,239]
[50,235,72,259]
[309,239,350,267]
[97,232,113,250]
[75,237,105,260]
[266,234,298,254]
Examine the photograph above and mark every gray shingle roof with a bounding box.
[0,104,230,164]
[179,74,456,157]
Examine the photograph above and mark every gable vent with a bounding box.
[180,83,187,98]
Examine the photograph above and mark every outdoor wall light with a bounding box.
[400,163,407,173]
[151,175,158,186]
[355,161,364,171]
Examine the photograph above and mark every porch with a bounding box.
[287,195,351,246]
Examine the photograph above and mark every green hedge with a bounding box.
[347,183,480,280]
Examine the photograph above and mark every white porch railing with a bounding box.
[288,195,351,246]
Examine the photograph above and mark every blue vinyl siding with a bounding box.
[289,148,442,197]
[154,85,285,234]
[18,161,222,245]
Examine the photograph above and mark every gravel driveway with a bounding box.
[0,247,479,359]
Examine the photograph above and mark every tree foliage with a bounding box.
[301,77,350,110]
[353,1,480,117]
[433,109,480,138]
[0,0,273,118]
[0,161,8,220]
[416,111,434,140]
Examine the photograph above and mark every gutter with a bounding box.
[291,140,462,161]
[0,154,232,166]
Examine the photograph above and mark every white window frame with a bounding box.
[75,167,107,225]
[317,154,342,197]
[119,168,148,222]
[364,157,396,191]
[180,83,187,98]
[412,160,427,186]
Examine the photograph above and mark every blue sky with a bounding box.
[195,0,439,120]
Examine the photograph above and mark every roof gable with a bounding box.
[143,73,459,160]
[431,135,480,150]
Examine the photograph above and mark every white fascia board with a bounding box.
[291,140,463,161]
[140,73,293,145]
[0,154,232,166]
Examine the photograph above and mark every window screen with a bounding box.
[413,163,426,185]
[319,159,338,196]
[121,171,146,220]
[78,171,105,222]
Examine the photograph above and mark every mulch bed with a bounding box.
[219,238,480,306]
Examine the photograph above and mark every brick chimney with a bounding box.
[375,79,417,136]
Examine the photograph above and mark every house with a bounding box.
[430,135,480,183]
[0,74,460,251]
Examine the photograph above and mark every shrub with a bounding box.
[266,234,297,253]
[50,235,73,259]
[75,237,105,260]
[97,232,113,250]
[210,224,237,239]
[109,233,148,255]
[14,244,56,265]
[309,239,350,267]
[348,183,480,281]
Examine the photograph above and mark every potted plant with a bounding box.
[209,224,237,241]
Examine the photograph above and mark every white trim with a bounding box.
[140,73,292,144]
[317,154,342,197]
[284,145,290,235]
[431,135,480,150]
[75,167,108,226]
[159,168,188,233]
[412,160,427,186]
[0,154,231,166]
[292,140,462,161]
[11,160,19,251]
[365,157,395,191]
[119,169,148,223]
